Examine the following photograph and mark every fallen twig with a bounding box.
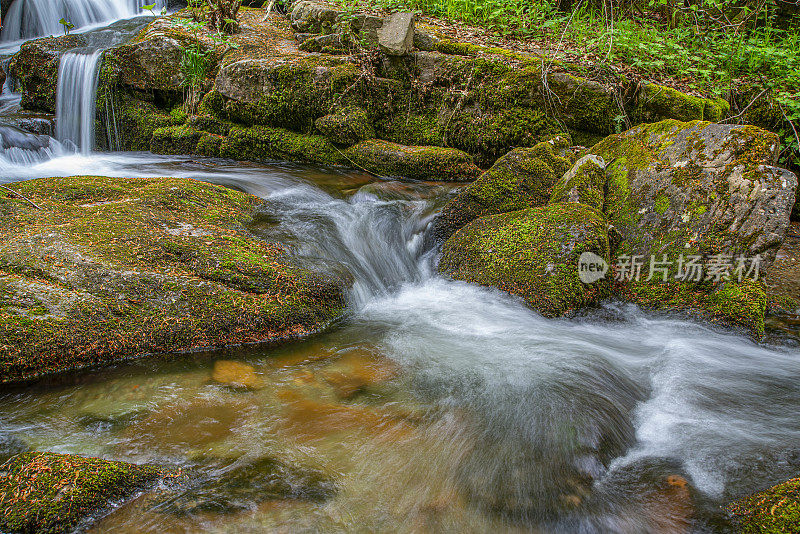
[0,185,43,210]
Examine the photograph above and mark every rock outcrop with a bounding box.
[0,452,172,534]
[6,5,748,181]
[0,176,350,384]
[438,120,798,334]
[9,35,87,113]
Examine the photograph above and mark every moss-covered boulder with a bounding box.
[0,452,171,534]
[8,34,87,113]
[550,154,607,211]
[0,176,350,383]
[220,124,345,164]
[433,136,572,241]
[634,83,730,124]
[103,17,220,93]
[345,139,481,181]
[151,125,205,154]
[438,202,612,317]
[315,106,375,146]
[726,475,800,533]
[589,120,796,334]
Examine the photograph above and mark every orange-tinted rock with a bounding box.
[211,360,263,389]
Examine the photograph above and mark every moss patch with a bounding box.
[0,452,173,534]
[727,474,800,533]
[438,202,612,317]
[434,136,571,240]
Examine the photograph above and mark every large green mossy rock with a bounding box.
[0,176,350,383]
[634,83,730,124]
[344,139,481,181]
[8,35,87,113]
[589,120,796,334]
[0,452,169,534]
[727,475,800,533]
[433,136,572,241]
[438,203,612,317]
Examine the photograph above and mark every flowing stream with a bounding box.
[1,6,800,534]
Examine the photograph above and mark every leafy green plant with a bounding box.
[59,18,74,35]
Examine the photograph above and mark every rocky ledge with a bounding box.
[0,176,350,384]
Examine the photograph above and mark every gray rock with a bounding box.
[290,0,341,33]
[377,12,415,56]
[591,120,797,267]
[413,31,440,51]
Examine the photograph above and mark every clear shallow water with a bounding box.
[1,153,800,533]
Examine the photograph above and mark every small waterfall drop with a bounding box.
[1,0,164,42]
[55,51,103,154]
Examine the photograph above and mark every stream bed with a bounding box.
[1,152,800,533]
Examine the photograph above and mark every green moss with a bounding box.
[0,452,170,534]
[221,125,345,165]
[151,125,204,155]
[435,137,571,240]
[727,474,800,533]
[654,194,670,214]
[635,83,729,124]
[344,139,481,181]
[170,107,188,124]
[0,176,350,383]
[438,202,612,317]
[212,57,361,131]
[314,106,375,146]
[550,154,607,211]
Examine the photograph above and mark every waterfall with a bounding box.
[55,51,103,154]
[1,0,164,42]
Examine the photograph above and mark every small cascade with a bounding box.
[1,0,164,43]
[55,51,104,154]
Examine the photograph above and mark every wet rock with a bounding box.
[15,117,55,137]
[320,349,399,399]
[439,202,612,317]
[727,474,800,533]
[0,176,350,384]
[345,139,481,181]
[433,136,572,241]
[593,457,695,533]
[456,360,641,520]
[378,12,415,56]
[123,398,255,453]
[0,125,52,151]
[277,389,415,441]
[315,106,375,146]
[211,360,264,389]
[591,120,797,334]
[0,452,168,534]
[163,456,335,515]
[8,34,87,113]
[0,432,29,462]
